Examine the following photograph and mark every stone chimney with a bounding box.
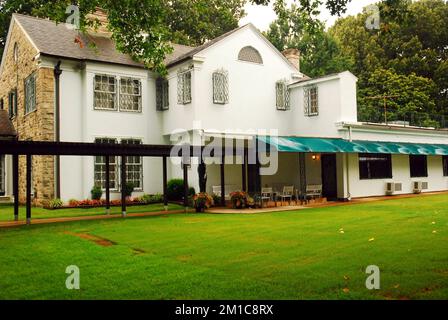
[282,48,301,71]
[86,8,111,36]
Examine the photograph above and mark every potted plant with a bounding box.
[192,193,214,213]
[230,191,248,209]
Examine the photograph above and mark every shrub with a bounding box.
[140,194,151,204]
[193,193,214,212]
[212,194,221,206]
[68,199,79,207]
[47,198,64,209]
[150,193,164,203]
[188,187,196,197]
[123,182,135,198]
[91,186,103,200]
[167,179,184,201]
[230,191,249,209]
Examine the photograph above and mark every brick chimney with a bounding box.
[282,48,301,71]
[86,8,111,36]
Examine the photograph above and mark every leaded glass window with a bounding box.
[25,73,36,114]
[304,86,318,116]
[276,80,290,111]
[177,69,192,105]
[8,89,17,119]
[122,139,143,190]
[156,78,169,111]
[213,69,229,104]
[238,46,263,64]
[94,138,118,190]
[94,74,117,110]
[119,77,142,112]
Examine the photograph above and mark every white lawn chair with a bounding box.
[212,186,222,197]
[261,187,274,208]
[306,184,322,200]
[278,186,294,205]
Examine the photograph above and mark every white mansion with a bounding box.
[0,13,447,203]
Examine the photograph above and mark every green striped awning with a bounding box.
[257,136,448,155]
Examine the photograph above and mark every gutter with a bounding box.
[54,61,62,199]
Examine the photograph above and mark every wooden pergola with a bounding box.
[0,140,256,224]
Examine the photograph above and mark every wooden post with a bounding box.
[121,155,126,217]
[13,154,19,221]
[105,155,110,214]
[299,153,307,204]
[163,156,168,211]
[26,154,31,225]
[183,162,189,211]
[242,147,247,192]
[220,143,225,207]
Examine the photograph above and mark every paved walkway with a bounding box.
[0,209,193,229]
[0,191,446,229]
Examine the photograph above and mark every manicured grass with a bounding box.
[0,195,447,300]
[0,203,184,222]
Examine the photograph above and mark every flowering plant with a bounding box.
[230,191,249,209]
[193,193,214,212]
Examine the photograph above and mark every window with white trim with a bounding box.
[276,80,290,110]
[25,73,36,114]
[304,86,318,116]
[156,78,169,111]
[94,74,117,110]
[177,68,192,105]
[213,69,229,104]
[122,139,143,190]
[94,138,118,190]
[120,77,142,112]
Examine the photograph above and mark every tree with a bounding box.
[164,0,246,47]
[265,1,352,77]
[331,0,448,125]
[251,0,351,16]
[359,69,438,127]
[0,0,247,72]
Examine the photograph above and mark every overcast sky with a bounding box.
[241,0,379,30]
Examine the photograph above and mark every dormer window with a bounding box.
[276,80,290,111]
[213,69,229,104]
[304,86,318,116]
[156,78,169,111]
[238,46,263,64]
[177,68,192,105]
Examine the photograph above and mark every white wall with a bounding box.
[186,26,299,136]
[56,60,166,201]
[288,72,358,138]
[347,154,448,198]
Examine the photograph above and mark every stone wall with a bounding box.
[0,20,55,204]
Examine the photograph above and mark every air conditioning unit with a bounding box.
[414,181,429,194]
[386,182,402,195]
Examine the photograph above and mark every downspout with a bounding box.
[54,61,62,199]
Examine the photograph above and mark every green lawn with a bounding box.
[0,203,184,222]
[0,195,447,300]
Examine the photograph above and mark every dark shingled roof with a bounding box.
[0,110,17,138]
[13,13,196,68]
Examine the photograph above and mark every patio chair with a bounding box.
[278,186,294,205]
[212,186,222,197]
[261,187,274,208]
[305,184,322,202]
